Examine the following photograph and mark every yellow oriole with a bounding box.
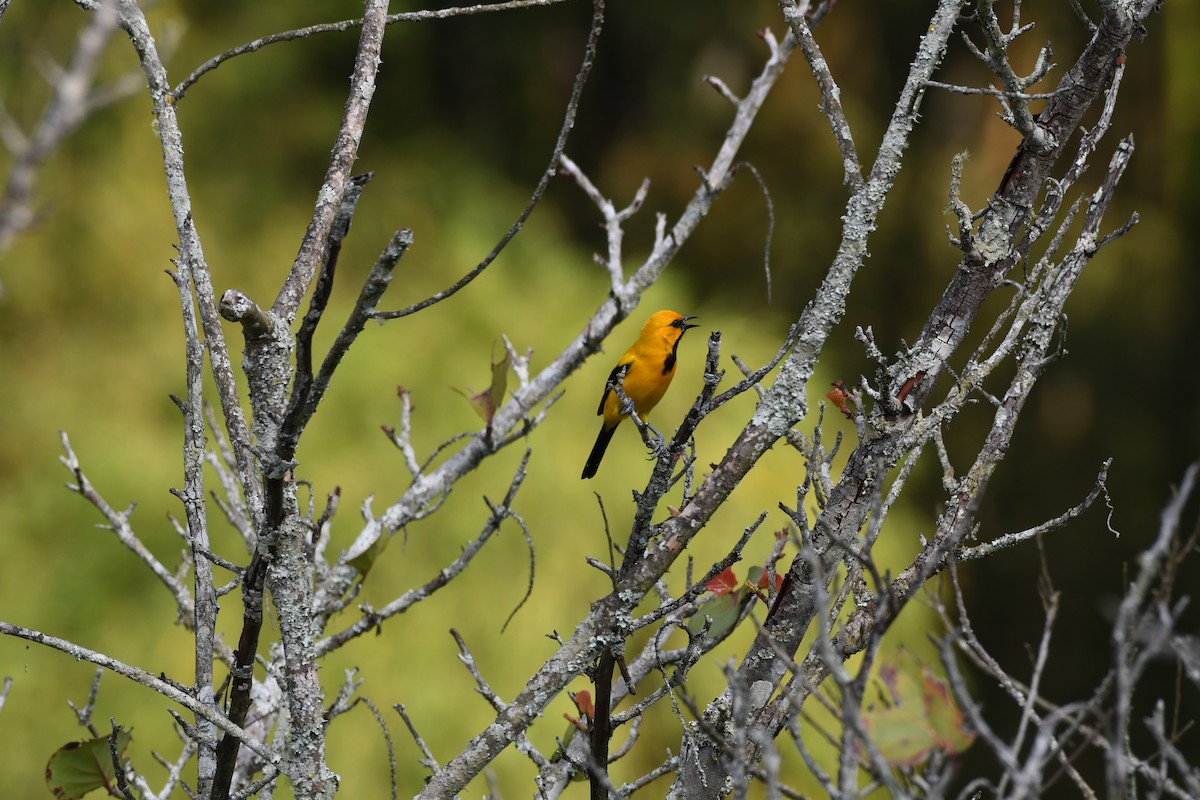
[581,310,699,479]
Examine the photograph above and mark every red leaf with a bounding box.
[826,379,854,419]
[573,690,594,719]
[706,567,739,595]
[755,568,783,593]
[896,370,927,406]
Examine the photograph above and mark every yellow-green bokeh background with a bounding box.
[2,1,1197,797]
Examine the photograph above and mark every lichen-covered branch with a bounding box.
[0,621,276,765]
[270,0,390,324]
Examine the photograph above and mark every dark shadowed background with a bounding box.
[1,0,1196,796]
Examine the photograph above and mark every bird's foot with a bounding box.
[641,423,668,460]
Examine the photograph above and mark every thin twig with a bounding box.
[375,0,606,321]
[0,0,130,257]
[60,432,194,621]
[451,629,506,712]
[0,621,277,763]
[317,450,531,656]
[396,703,440,774]
[925,78,1056,100]
[170,0,574,101]
[271,0,390,323]
[958,459,1113,560]
[779,0,864,191]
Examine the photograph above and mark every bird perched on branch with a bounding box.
[581,310,699,479]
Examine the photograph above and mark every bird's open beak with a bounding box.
[681,315,700,331]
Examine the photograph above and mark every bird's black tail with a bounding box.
[581,424,617,479]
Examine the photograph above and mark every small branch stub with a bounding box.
[219,289,277,339]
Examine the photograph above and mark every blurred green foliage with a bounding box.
[1,0,1195,797]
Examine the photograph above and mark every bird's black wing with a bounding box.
[596,363,629,416]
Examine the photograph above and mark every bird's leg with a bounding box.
[635,417,666,460]
[611,382,667,459]
[610,378,633,415]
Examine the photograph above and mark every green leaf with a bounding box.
[347,531,390,576]
[860,648,975,767]
[559,717,578,751]
[455,349,510,423]
[687,592,740,641]
[45,729,132,799]
[552,691,593,775]
[744,565,782,594]
[923,662,977,755]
